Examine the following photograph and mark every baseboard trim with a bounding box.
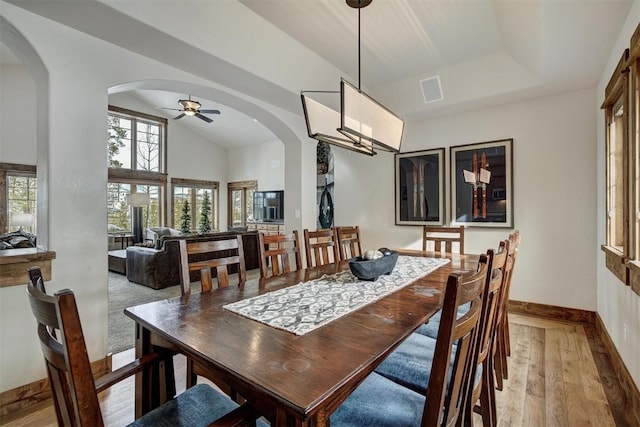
[0,354,112,420]
[594,313,640,425]
[508,299,596,324]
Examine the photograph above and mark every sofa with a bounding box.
[125,230,260,289]
[0,231,37,250]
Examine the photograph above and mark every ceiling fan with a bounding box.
[160,95,220,123]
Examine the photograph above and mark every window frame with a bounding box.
[107,106,169,234]
[171,178,220,232]
[602,22,640,294]
[0,162,37,234]
[108,105,167,173]
[627,24,640,293]
[228,180,257,228]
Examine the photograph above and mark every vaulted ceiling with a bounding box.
[1,0,634,147]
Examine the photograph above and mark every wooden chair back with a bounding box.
[422,255,488,426]
[423,225,465,254]
[26,278,261,427]
[335,225,363,260]
[28,266,46,292]
[465,244,508,425]
[258,230,303,278]
[303,228,339,268]
[178,235,246,298]
[494,231,520,389]
[26,281,105,427]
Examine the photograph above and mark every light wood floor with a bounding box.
[1,313,634,426]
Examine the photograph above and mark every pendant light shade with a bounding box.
[300,0,404,155]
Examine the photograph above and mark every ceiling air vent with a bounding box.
[420,76,443,104]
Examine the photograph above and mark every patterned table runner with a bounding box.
[223,256,450,335]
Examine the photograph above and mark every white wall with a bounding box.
[596,0,640,388]
[0,63,36,163]
[226,140,285,191]
[335,88,598,312]
[0,2,307,392]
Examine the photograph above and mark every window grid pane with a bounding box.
[107,183,131,233]
[8,175,37,233]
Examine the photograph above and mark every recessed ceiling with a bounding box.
[4,0,635,134]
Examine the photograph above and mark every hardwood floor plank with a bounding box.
[3,314,627,427]
[499,323,531,425]
[523,325,545,427]
[544,327,570,426]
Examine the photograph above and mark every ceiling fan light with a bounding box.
[184,110,197,116]
[180,99,201,110]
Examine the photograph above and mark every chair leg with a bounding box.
[504,314,511,357]
[500,322,509,380]
[494,341,505,391]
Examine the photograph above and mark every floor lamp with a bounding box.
[127,193,149,244]
[12,213,34,232]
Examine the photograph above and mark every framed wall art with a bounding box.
[395,148,445,225]
[450,139,513,228]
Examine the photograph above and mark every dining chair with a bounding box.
[423,225,465,254]
[178,235,247,395]
[331,256,488,426]
[178,235,247,298]
[464,244,508,427]
[258,230,302,278]
[335,225,362,260]
[25,279,262,427]
[494,231,520,390]
[28,265,46,292]
[303,228,339,268]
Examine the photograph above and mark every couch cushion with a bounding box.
[148,227,181,249]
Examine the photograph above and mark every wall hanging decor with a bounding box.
[450,139,513,228]
[395,148,445,225]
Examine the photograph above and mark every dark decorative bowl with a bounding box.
[349,250,399,281]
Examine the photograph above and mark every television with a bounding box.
[253,190,284,222]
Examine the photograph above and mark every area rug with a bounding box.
[108,272,184,353]
[108,270,260,354]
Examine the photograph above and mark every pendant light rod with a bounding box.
[347,0,372,90]
[358,4,361,90]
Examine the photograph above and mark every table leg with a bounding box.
[134,322,175,417]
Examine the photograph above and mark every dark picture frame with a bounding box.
[450,139,513,228]
[395,148,445,225]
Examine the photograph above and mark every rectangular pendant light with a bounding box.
[301,91,376,156]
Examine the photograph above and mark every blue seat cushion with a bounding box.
[375,332,482,397]
[374,333,439,394]
[415,302,471,339]
[330,372,425,426]
[128,383,267,427]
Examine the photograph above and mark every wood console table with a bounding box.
[0,248,56,287]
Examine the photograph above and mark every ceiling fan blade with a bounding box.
[174,113,186,120]
[196,113,213,123]
[199,109,221,115]
[159,107,182,111]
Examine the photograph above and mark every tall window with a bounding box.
[172,179,219,232]
[605,78,627,253]
[228,181,256,227]
[108,106,164,172]
[602,23,640,292]
[107,182,161,233]
[107,106,167,234]
[0,164,37,234]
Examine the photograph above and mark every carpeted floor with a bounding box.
[108,272,185,353]
[108,269,260,354]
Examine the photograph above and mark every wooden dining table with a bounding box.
[124,250,479,426]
